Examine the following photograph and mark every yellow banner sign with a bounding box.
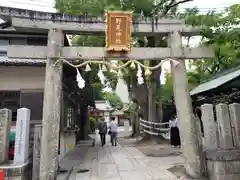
[105,11,132,52]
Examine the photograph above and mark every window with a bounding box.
[0,40,8,59]
[20,91,44,121]
[67,107,75,128]
[0,91,20,122]
[27,37,47,46]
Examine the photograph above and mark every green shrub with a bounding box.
[89,117,97,132]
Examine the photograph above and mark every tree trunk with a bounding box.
[132,84,148,119]
[155,80,163,122]
[131,112,136,136]
[150,81,157,122]
[145,81,154,139]
[131,36,163,139]
[142,103,148,120]
[131,111,140,137]
[146,36,163,138]
[140,101,151,139]
[147,36,158,124]
[135,113,140,136]
[156,102,163,122]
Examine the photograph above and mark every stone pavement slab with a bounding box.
[64,134,180,180]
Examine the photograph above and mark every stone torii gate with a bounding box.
[0,7,214,180]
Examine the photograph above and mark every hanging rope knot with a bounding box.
[168,58,180,68]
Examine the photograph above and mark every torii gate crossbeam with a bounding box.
[0,6,199,36]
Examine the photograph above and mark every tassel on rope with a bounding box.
[102,64,108,72]
[85,64,91,72]
[130,61,136,69]
[145,68,152,76]
[144,60,151,81]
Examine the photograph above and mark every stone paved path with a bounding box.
[64,135,181,180]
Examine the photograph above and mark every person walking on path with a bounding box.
[169,116,181,147]
[97,117,108,146]
[109,116,118,146]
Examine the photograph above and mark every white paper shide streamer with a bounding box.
[136,64,144,85]
[102,82,112,92]
[76,68,85,89]
[115,77,129,103]
[97,67,106,85]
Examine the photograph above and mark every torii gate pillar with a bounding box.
[169,31,203,178]
[39,29,64,180]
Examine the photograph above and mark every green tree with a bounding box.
[161,72,173,102]
[56,0,193,16]
[102,92,123,109]
[85,63,118,101]
[160,4,240,103]
[185,4,240,81]
[161,71,204,103]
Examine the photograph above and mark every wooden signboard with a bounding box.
[105,11,132,52]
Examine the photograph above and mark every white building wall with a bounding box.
[0,66,45,90]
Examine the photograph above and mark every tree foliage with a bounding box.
[186,4,240,82]
[83,62,118,102]
[56,0,193,16]
[101,92,123,109]
[162,71,201,102]
[161,4,240,103]
[161,72,173,102]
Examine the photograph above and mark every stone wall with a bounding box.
[0,109,12,164]
[201,103,240,180]
[0,108,32,180]
[0,105,76,179]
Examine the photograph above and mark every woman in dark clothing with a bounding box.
[169,116,181,147]
[97,118,108,146]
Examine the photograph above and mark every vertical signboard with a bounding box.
[105,11,132,52]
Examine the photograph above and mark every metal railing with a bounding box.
[139,119,169,136]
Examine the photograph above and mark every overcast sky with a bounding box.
[0,0,239,83]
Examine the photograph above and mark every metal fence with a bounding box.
[139,119,169,136]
